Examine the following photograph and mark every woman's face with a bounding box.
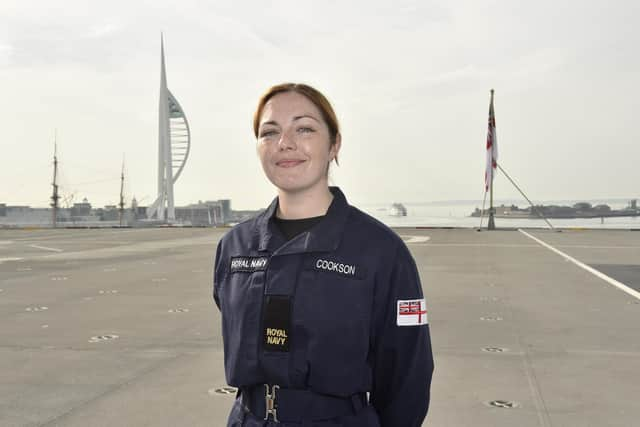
[256,91,340,194]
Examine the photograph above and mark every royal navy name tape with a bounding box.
[397,298,428,326]
[230,256,269,273]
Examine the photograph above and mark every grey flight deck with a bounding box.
[0,227,638,426]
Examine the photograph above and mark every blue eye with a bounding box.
[298,127,314,133]
[260,130,277,138]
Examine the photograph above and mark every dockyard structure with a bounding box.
[0,198,242,227]
[70,198,92,217]
[0,205,57,226]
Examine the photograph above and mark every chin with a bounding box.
[274,183,311,194]
[270,177,325,194]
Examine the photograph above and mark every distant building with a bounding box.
[174,199,230,226]
[97,205,120,221]
[0,205,62,226]
[0,197,257,227]
[71,198,92,217]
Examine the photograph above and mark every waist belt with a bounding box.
[240,384,368,423]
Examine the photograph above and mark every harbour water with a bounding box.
[360,200,640,229]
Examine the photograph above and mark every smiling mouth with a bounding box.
[277,160,305,168]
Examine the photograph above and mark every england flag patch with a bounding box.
[397,299,428,326]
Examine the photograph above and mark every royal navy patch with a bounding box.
[230,256,269,273]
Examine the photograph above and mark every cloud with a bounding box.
[0,43,13,66]
[86,22,122,39]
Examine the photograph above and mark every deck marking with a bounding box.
[519,229,640,301]
[29,244,63,252]
[558,245,640,249]
[400,235,431,244]
[521,344,553,426]
[425,243,538,247]
[0,257,24,263]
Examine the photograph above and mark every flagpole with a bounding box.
[488,89,496,230]
[479,190,488,229]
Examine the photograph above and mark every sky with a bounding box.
[1,0,638,210]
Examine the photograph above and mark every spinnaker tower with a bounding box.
[147,34,191,221]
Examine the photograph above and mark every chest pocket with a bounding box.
[296,256,373,394]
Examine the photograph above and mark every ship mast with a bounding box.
[50,130,60,228]
[119,156,125,227]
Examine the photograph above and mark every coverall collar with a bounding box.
[254,186,350,255]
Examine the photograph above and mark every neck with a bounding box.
[276,184,333,219]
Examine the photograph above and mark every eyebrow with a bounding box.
[293,114,320,123]
[260,114,320,128]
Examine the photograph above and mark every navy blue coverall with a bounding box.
[213,186,434,426]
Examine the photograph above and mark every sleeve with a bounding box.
[212,240,224,310]
[370,241,434,427]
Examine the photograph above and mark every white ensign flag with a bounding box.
[485,91,498,191]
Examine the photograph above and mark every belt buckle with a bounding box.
[264,384,280,423]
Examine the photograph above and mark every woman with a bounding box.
[213,83,433,426]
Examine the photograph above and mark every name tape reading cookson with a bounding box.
[230,256,269,273]
[314,258,359,277]
[397,298,428,326]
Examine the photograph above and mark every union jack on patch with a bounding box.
[397,299,428,326]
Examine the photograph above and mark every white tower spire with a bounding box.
[147,34,191,222]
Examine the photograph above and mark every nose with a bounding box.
[277,128,296,151]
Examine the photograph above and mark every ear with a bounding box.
[330,132,342,161]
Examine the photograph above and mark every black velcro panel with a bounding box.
[262,295,291,352]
